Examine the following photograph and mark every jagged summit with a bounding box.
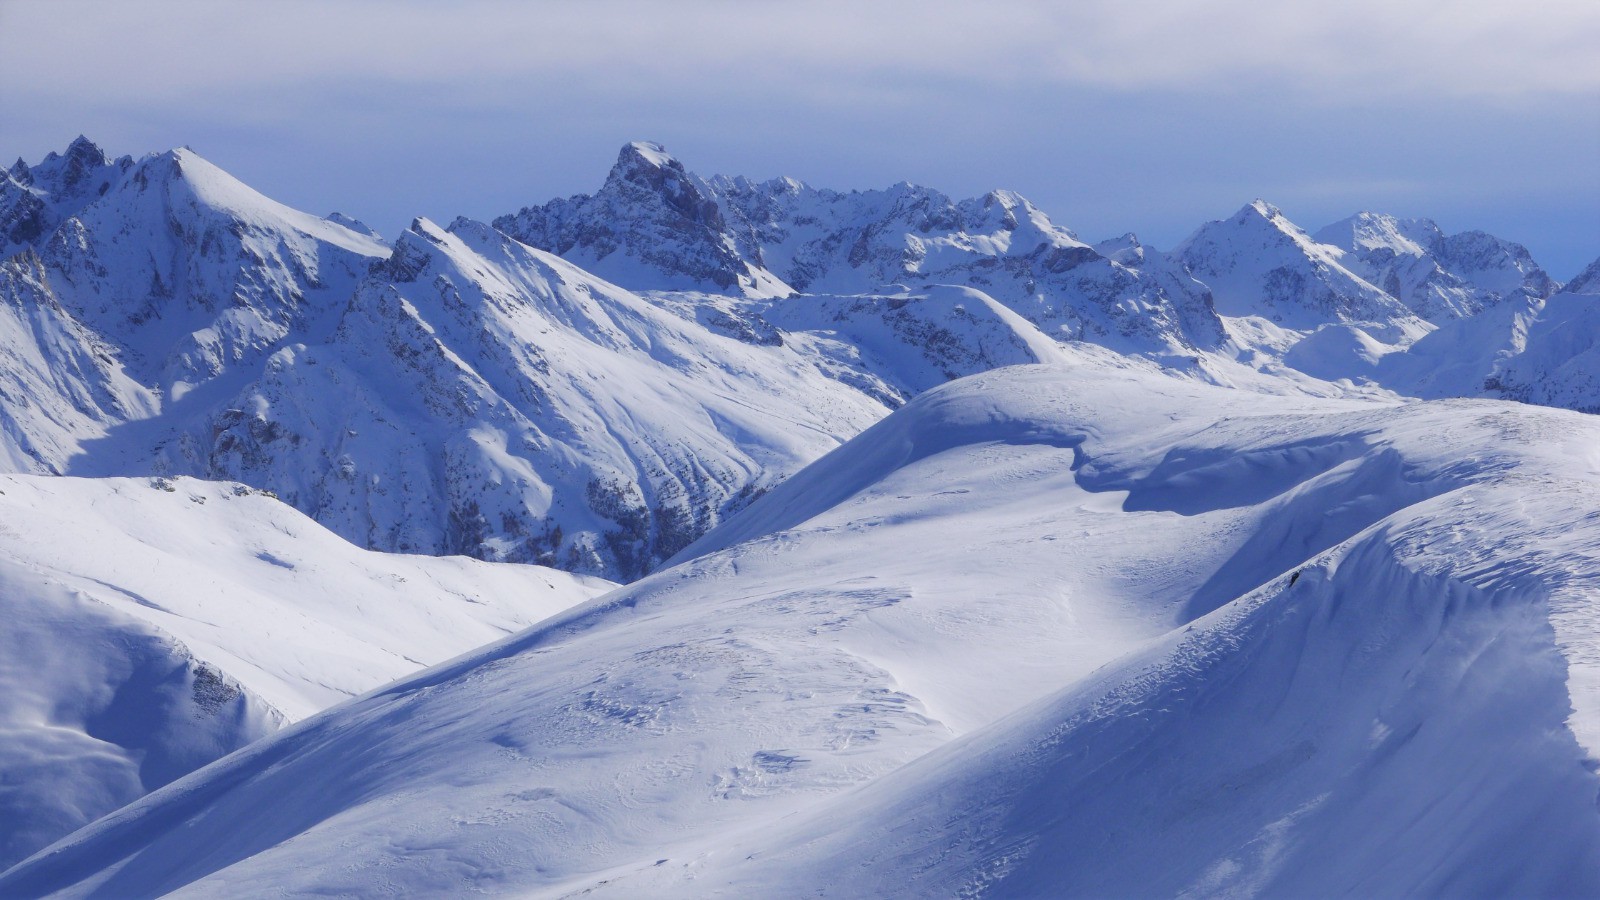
[496,141,1224,355]
[1314,210,1555,320]
[493,141,786,297]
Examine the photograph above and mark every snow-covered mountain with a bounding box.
[2,134,1599,895]
[1479,257,1600,410]
[0,138,387,472]
[9,362,1597,897]
[500,142,1227,358]
[2,137,1591,588]
[0,473,610,871]
[0,137,130,257]
[163,216,898,578]
[0,139,1090,580]
[492,142,788,297]
[33,146,388,395]
[1313,211,1557,321]
[1176,200,1419,333]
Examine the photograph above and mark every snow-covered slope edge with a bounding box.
[693,466,1600,897]
[7,364,1598,897]
[0,474,611,871]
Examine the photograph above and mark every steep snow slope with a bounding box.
[0,138,389,473]
[0,252,156,472]
[1481,259,1600,410]
[210,213,879,575]
[150,217,1071,580]
[1355,256,1600,408]
[0,474,610,871]
[11,363,1598,897]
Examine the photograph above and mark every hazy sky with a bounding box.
[4,0,1597,275]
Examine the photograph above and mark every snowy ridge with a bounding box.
[8,364,1600,896]
[0,136,1590,586]
[0,473,610,872]
[35,148,388,395]
[168,216,894,579]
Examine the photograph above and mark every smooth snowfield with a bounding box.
[0,475,610,870]
[7,363,1598,898]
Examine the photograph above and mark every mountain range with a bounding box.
[1,136,1597,895]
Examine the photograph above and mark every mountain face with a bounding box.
[0,251,156,472]
[500,143,1227,358]
[1175,200,1419,332]
[1314,211,1556,320]
[156,217,1071,580]
[0,139,1085,582]
[33,148,388,395]
[493,142,788,297]
[10,363,1598,898]
[0,473,610,872]
[1479,259,1600,411]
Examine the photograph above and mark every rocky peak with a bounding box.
[493,142,787,297]
[1093,233,1144,267]
[602,140,728,233]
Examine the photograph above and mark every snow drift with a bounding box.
[7,363,1597,897]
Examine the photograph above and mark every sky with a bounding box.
[3,0,1597,276]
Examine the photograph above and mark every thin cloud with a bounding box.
[3,0,1597,108]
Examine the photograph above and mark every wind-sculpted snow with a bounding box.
[0,474,610,871]
[10,364,1598,897]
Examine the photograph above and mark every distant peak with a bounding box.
[1243,199,1283,220]
[325,212,380,239]
[983,189,1031,209]
[67,135,102,155]
[409,216,449,241]
[617,141,678,171]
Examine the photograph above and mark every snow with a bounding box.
[2,135,1599,896]
[9,363,1599,897]
[0,474,610,870]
